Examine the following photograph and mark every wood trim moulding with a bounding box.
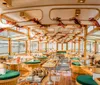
[49,8,100,21]
[8,38,12,56]
[2,4,100,14]
[5,28,28,36]
[1,15,15,22]
[87,27,100,36]
[0,36,9,40]
[11,39,27,41]
[2,9,43,21]
[67,31,82,42]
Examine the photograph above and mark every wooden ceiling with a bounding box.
[0,0,100,42]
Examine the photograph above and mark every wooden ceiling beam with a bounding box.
[0,36,9,40]
[5,28,28,36]
[1,15,29,30]
[11,39,26,42]
[67,31,82,42]
[3,0,12,7]
[1,14,15,22]
[87,27,100,36]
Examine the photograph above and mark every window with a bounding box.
[58,43,62,51]
[12,41,19,54]
[97,42,100,53]
[47,42,53,51]
[88,26,94,33]
[30,41,38,52]
[52,42,57,51]
[0,40,8,55]
[18,41,26,53]
[12,41,26,54]
[86,41,91,52]
[68,42,72,50]
[63,43,66,50]
[80,40,84,52]
[39,42,46,51]
[75,42,78,52]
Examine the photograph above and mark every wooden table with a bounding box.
[5,62,21,71]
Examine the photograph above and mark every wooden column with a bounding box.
[8,38,12,55]
[56,42,58,51]
[27,28,30,55]
[84,26,88,58]
[71,42,73,51]
[62,43,63,50]
[94,41,97,54]
[66,42,68,50]
[26,41,28,54]
[74,41,76,52]
[38,41,39,51]
[45,42,47,52]
[78,37,81,54]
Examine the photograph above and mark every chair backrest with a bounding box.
[0,63,6,75]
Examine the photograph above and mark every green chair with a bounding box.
[71,57,79,60]
[76,75,98,85]
[72,62,81,66]
[24,60,41,64]
[0,70,20,85]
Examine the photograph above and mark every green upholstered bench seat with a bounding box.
[77,75,98,85]
[0,70,20,80]
[72,62,81,66]
[38,56,47,59]
[71,57,79,60]
[57,51,66,54]
[24,60,41,64]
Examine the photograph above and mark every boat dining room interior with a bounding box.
[0,0,100,85]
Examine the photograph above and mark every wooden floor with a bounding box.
[41,71,76,85]
[17,70,76,85]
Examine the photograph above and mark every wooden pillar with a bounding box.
[78,38,81,54]
[94,41,97,54]
[71,41,73,52]
[45,42,47,52]
[62,43,63,50]
[26,28,30,55]
[26,41,28,54]
[38,41,39,51]
[66,42,68,50]
[56,42,58,51]
[74,41,76,52]
[8,38,12,55]
[84,26,87,58]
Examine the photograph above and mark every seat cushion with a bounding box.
[77,75,98,85]
[38,56,47,59]
[57,51,66,54]
[25,60,41,64]
[71,57,79,60]
[72,62,81,66]
[0,70,20,80]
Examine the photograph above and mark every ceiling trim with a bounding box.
[2,4,100,14]
[49,8,100,21]
[2,9,43,21]
[0,36,9,40]
[87,27,100,36]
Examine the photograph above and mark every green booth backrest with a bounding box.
[24,60,41,64]
[71,57,79,60]
[72,62,81,66]
[77,75,98,85]
[57,51,66,54]
[0,70,20,80]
